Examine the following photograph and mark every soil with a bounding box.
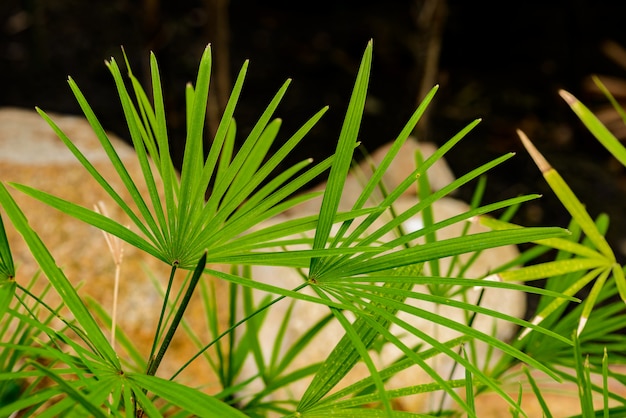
[2,0,626,310]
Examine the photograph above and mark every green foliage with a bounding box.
[0,39,625,417]
[480,73,626,417]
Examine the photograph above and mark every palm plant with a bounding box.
[0,41,589,417]
[468,77,626,417]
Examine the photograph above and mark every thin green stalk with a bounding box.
[170,281,310,381]
[464,348,476,417]
[603,348,610,418]
[227,278,239,387]
[519,367,551,418]
[146,263,178,376]
[147,252,207,377]
[437,288,485,412]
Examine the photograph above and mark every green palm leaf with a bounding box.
[127,373,248,417]
[0,183,119,369]
[517,130,625,335]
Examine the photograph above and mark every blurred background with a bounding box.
[2,0,626,263]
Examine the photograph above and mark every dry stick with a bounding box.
[95,201,125,415]
[205,0,232,138]
[94,201,125,352]
[412,0,448,139]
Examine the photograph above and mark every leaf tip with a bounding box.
[577,316,588,336]
[559,89,577,106]
[517,129,552,173]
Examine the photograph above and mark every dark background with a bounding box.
[2,0,626,265]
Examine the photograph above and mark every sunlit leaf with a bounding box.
[559,89,626,168]
[127,373,248,417]
[0,183,119,368]
[518,129,614,261]
[310,40,372,275]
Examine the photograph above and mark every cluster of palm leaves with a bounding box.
[0,41,624,417]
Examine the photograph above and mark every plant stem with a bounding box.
[170,281,310,381]
[111,259,121,351]
[147,251,207,377]
[146,262,178,375]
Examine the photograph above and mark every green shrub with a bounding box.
[0,41,624,417]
